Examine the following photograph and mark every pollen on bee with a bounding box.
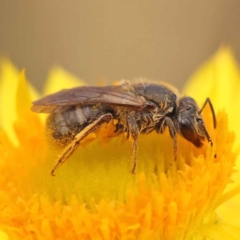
[80,132,97,145]
[95,119,119,140]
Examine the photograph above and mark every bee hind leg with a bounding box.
[51,113,113,176]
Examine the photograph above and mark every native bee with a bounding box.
[31,79,216,176]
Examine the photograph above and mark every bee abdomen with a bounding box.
[75,106,87,124]
[46,105,104,145]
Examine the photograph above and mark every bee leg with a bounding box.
[126,115,139,174]
[165,117,177,161]
[51,113,113,176]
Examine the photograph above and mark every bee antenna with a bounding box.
[199,98,217,129]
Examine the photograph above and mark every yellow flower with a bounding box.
[0,48,240,240]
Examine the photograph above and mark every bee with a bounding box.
[31,79,216,176]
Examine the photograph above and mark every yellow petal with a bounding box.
[198,223,240,240]
[0,231,9,240]
[0,60,39,145]
[16,70,33,118]
[0,59,19,145]
[43,67,85,95]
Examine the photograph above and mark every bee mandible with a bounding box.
[31,79,216,176]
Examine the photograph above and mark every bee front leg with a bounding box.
[51,113,113,176]
[126,115,139,174]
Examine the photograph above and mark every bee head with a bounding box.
[175,97,212,147]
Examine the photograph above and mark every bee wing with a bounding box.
[31,85,146,113]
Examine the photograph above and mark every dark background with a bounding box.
[0,1,239,91]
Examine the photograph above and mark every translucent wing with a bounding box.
[31,84,146,113]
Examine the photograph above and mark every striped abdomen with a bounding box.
[46,105,108,146]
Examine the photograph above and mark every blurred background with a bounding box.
[0,0,240,91]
